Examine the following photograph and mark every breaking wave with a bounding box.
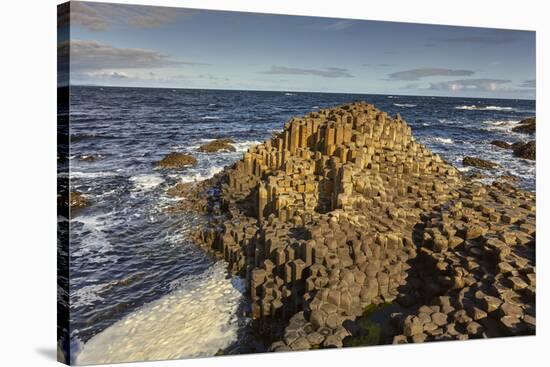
[481,119,521,133]
[433,137,454,144]
[455,105,514,111]
[394,103,416,108]
[129,174,164,191]
[177,165,224,183]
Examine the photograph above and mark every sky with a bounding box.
[59,1,536,99]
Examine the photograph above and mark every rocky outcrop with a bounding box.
[199,138,236,153]
[463,156,499,170]
[79,154,100,162]
[512,117,536,134]
[192,102,535,351]
[70,191,90,209]
[490,140,511,149]
[389,181,535,343]
[491,137,536,161]
[166,176,224,214]
[156,152,197,169]
[512,141,535,160]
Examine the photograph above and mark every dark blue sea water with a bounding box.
[69,86,535,363]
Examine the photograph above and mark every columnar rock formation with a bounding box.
[194,102,535,350]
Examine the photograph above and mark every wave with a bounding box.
[129,174,164,191]
[433,137,454,144]
[71,171,117,179]
[284,92,296,96]
[75,262,244,364]
[178,165,224,183]
[71,133,117,142]
[70,283,107,308]
[71,213,120,263]
[186,139,260,153]
[394,103,416,108]
[455,105,514,111]
[200,116,221,120]
[233,140,261,152]
[481,119,520,133]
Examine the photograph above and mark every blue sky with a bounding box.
[61,1,536,99]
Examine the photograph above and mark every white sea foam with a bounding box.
[75,262,245,365]
[481,119,520,132]
[433,137,454,144]
[284,92,296,96]
[234,140,261,153]
[71,213,119,263]
[70,284,106,308]
[394,103,416,108]
[93,188,118,198]
[455,105,514,111]
[188,139,260,155]
[70,171,117,179]
[200,116,221,120]
[178,165,224,183]
[130,174,164,191]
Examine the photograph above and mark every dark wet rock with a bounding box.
[512,141,535,160]
[79,154,100,162]
[512,117,536,134]
[498,174,520,183]
[463,156,499,170]
[156,152,197,169]
[167,182,193,197]
[198,138,236,153]
[70,191,90,209]
[323,335,343,348]
[490,140,512,149]
[467,172,486,180]
[165,174,223,214]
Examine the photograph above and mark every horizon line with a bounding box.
[64,83,536,102]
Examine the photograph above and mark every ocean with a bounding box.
[68,86,535,363]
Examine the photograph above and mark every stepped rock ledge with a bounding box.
[185,101,535,350]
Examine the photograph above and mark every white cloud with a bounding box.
[62,40,205,71]
[67,2,191,31]
[388,68,475,81]
[260,66,353,78]
[428,78,512,92]
[519,79,536,88]
[322,20,356,31]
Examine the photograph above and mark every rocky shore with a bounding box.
[492,117,536,161]
[182,102,535,351]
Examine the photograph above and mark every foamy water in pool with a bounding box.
[76,262,245,364]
